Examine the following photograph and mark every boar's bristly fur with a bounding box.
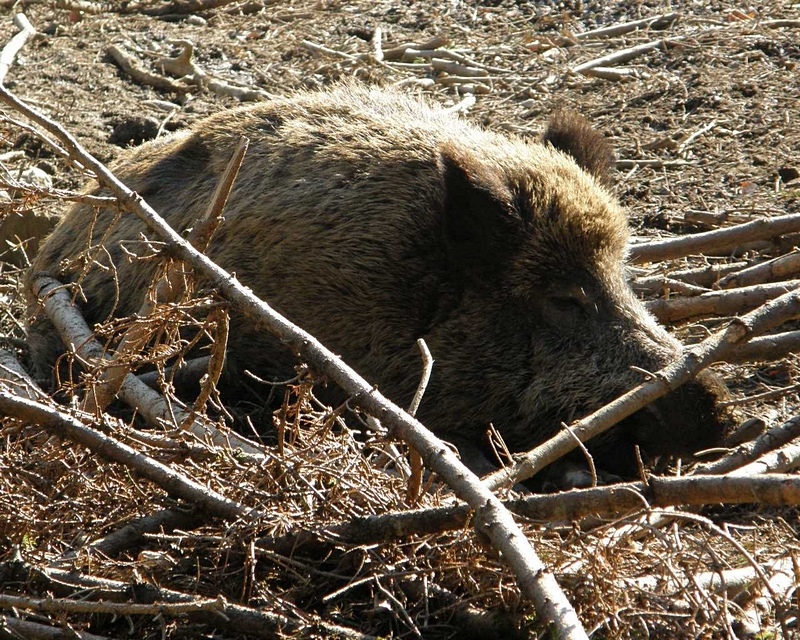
[26,84,733,488]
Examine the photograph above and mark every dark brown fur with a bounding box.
[27,84,732,485]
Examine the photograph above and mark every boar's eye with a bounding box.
[541,290,592,330]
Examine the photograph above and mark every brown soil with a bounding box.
[1,1,800,638]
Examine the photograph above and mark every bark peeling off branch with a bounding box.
[0,76,587,639]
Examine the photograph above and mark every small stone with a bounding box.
[778,167,800,183]
[109,115,160,147]
[186,15,207,26]
[19,166,52,190]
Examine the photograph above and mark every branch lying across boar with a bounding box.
[0,74,588,640]
[631,211,800,264]
[484,286,800,491]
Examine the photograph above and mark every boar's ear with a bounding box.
[542,111,615,187]
[440,147,523,273]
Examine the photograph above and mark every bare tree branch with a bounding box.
[0,390,247,521]
[631,212,800,263]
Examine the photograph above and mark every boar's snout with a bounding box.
[640,369,733,455]
[610,368,734,477]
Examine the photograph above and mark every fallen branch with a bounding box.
[695,414,800,475]
[123,0,241,15]
[484,287,800,490]
[0,347,44,400]
[259,473,800,552]
[615,158,688,169]
[723,330,800,364]
[719,251,800,288]
[30,275,266,458]
[573,36,683,74]
[682,209,756,228]
[76,507,204,560]
[0,68,587,639]
[399,47,509,73]
[581,66,643,81]
[0,13,34,84]
[0,615,110,640]
[729,441,800,476]
[638,276,709,296]
[0,390,247,521]
[647,280,800,322]
[55,0,107,14]
[759,19,800,29]
[0,593,229,616]
[431,57,489,77]
[9,563,373,640]
[631,211,800,264]
[574,12,679,39]
[137,355,211,389]
[632,261,746,294]
[106,44,191,94]
[382,34,449,60]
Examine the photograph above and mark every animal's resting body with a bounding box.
[27,85,731,484]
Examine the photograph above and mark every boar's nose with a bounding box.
[633,369,734,458]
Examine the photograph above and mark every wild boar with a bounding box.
[26,84,731,486]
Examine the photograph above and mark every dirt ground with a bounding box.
[1,0,800,638]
